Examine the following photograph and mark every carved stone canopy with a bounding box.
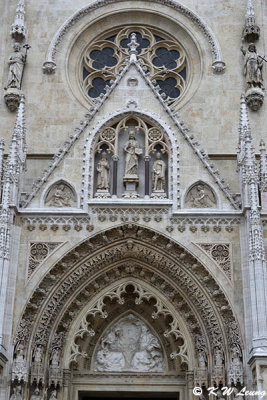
[94,313,164,373]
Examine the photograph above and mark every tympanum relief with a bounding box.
[94,314,164,373]
[45,182,76,208]
[94,116,169,199]
[185,183,216,208]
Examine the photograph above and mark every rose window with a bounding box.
[82,26,187,107]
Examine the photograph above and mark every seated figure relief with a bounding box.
[185,183,216,208]
[45,182,76,208]
[94,314,164,373]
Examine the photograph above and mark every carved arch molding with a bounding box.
[13,225,243,391]
[43,0,225,73]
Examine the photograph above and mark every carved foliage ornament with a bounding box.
[28,242,63,278]
[82,26,187,107]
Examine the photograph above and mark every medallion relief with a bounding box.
[185,183,217,208]
[45,182,76,208]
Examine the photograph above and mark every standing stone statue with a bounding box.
[30,388,44,400]
[6,43,25,90]
[96,152,110,190]
[241,44,264,89]
[124,129,142,176]
[10,386,23,400]
[33,345,43,363]
[152,152,166,191]
[48,390,57,400]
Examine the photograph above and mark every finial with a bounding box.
[128,33,139,62]
[10,0,27,42]
[243,0,260,42]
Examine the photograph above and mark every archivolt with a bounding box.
[43,0,225,73]
[14,225,242,376]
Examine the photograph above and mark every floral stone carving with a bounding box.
[45,182,76,208]
[185,183,216,208]
[196,243,232,280]
[94,314,164,373]
[28,242,63,277]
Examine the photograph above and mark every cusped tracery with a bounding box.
[82,26,187,107]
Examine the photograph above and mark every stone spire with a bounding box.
[128,33,139,62]
[10,0,27,42]
[260,140,267,191]
[242,0,260,42]
[237,96,267,360]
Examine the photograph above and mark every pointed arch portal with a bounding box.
[13,225,243,400]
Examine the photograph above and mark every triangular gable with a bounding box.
[23,60,239,209]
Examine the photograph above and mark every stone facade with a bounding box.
[0,0,267,399]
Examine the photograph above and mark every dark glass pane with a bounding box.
[154,35,165,42]
[152,47,180,69]
[180,66,187,80]
[83,67,90,80]
[88,78,111,98]
[90,48,117,70]
[120,32,150,54]
[156,78,180,98]
[106,35,116,42]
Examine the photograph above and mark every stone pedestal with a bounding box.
[123,175,139,198]
[95,189,111,199]
[4,88,21,112]
[245,87,264,111]
[151,189,167,199]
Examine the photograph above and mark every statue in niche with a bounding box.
[10,386,23,400]
[29,388,46,400]
[152,152,166,191]
[241,43,264,89]
[214,348,223,367]
[46,183,75,208]
[96,152,110,190]
[94,314,164,373]
[48,390,57,400]
[198,352,206,369]
[6,43,25,90]
[124,129,142,176]
[185,184,216,208]
[50,348,60,367]
[33,345,43,363]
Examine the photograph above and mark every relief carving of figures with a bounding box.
[94,314,164,373]
[6,43,25,90]
[124,130,142,176]
[152,152,166,192]
[50,348,60,367]
[185,183,216,208]
[45,183,75,208]
[241,44,264,89]
[10,385,23,400]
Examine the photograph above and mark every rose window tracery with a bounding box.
[82,26,187,106]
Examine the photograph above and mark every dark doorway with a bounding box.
[79,392,179,400]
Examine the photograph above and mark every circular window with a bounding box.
[81,26,187,108]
